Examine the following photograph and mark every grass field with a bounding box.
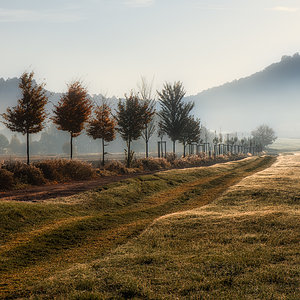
[1,155,299,299]
[269,138,300,152]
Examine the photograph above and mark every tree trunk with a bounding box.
[70,134,73,160]
[145,139,149,158]
[127,141,131,168]
[145,126,149,158]
[173,140,176,154]
[183,142,186,157]
[102,138,105,166]
[26,131,30,165]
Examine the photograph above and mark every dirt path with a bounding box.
[0,157,248,202]
[0,171,155,202]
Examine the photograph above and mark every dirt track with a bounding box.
[0,157,259,202]
[0,172,154,202]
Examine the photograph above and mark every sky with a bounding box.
[0,0,300,97]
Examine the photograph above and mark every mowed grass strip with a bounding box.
[0,156,275,298]
[31,153,299,300]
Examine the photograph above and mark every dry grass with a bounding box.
[0,156,280,299]
[34,153,298,300]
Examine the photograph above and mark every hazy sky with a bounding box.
[1,0,300,97]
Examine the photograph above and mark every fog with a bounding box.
[187,54,300,138]
[1,54,300,157]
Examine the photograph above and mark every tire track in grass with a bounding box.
[0,216,90,254]
[0,156,276,298]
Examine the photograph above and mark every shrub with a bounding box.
[3,161,46,185]
[166,153,177,163]
[35,159,95,181]
[136,158,171,171]
[35,160,63,181]
[105,160,129,174]
[62,160,95,180]
[0,168,14,190]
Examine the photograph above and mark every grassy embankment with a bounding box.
[0,156,279,298]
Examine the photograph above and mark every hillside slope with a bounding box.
[1,54,300,138]
[187,53,300,137]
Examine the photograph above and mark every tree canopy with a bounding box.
[52,81,92,159]
[87,102,116,165]
[158,81,194,153]
[251,124,277,150]
[1,71,48,164]
[179,116,201,156]
[115,93,148,167]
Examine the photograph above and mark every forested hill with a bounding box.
[0,77,62,114]
[186,53,300,137]
[1,53,300,137]
[0,77,21,111]
[0,78,114,117]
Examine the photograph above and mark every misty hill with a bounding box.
[0,77,62,115]
[0,77,22,112]
[1,53,300,140]
[187,53,300,138]
[0,78,120,115]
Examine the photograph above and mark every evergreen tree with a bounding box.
[1,72,48,164]
[158,81,194,154]
[87,102,116,166]
[52,81,92,159]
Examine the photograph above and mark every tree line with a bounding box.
[0,72,201,167]
[0,71,277,166]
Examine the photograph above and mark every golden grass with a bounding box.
[0,156,278,299]
[73,153,297,299]
[27,153,299,299]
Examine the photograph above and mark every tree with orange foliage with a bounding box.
[52,81,92,159]
[1,71,48,164]
[87,100,116,166]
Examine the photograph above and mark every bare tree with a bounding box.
[251,124,277,150]
[138,77,156,158]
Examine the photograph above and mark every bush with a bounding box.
[105,160,129,174]
[0,168,14,190]
[62,160,95,180]
[35,160,64,181]
[134,158,171,171]
[3,161,46,185]
[166,153,177,164]
[35,159,95,182]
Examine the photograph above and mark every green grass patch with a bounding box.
[0,156,278,298]
[28,153,300,300]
